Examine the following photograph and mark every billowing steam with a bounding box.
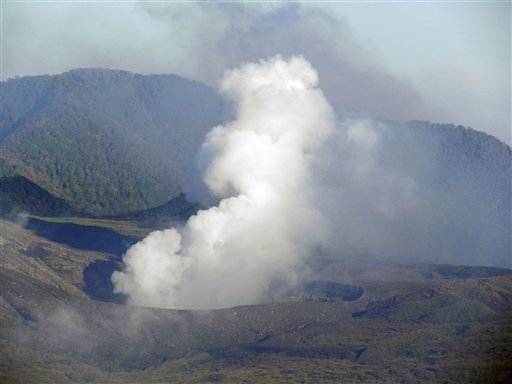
[112,56,334,309]
[112,55,511,310]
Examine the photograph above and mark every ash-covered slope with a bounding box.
[0,69,228,214]
[0,217,511,384]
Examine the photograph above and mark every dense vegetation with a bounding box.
[0,175,73,217]
[0,69,228,214]
[1,70,510,270]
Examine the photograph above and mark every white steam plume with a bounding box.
[112,56,334,309]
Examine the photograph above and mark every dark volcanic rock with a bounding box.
[301,281,364,302]
[24,217,137,255]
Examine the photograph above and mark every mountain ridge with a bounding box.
[1,69,510,269]
[1,68,228,214]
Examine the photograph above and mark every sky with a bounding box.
[1,1,510,143]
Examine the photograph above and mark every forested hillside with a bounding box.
[0,69,228,214]
[1,70,510,233]
[0,175,73,217]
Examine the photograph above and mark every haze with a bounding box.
[2,1,510,143]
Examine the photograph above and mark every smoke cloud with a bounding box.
[313,118,511,269]
[112,55,510,310]
[112,56,334,309]
[5,2,509,142]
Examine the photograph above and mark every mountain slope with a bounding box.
[0,217,510,384]
[387,121,511,267]
[1,70,510,267]
[0,175,73,217]
[0,69,228,214]
[319,120,511,268]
